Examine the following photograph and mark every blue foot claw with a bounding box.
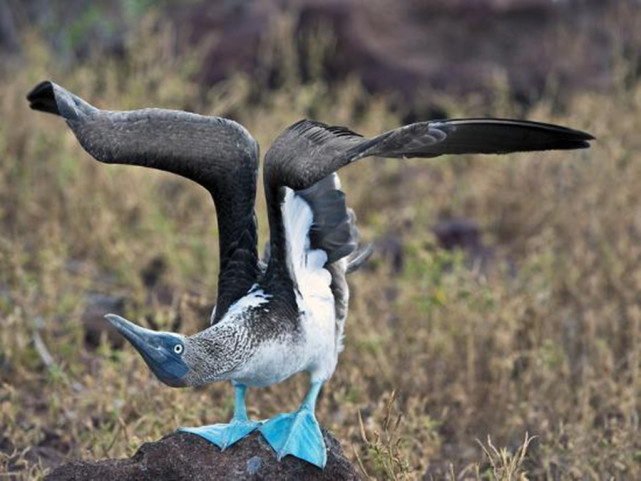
[259,408,327,468]
[179,419,262,450]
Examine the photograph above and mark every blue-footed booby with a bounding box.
[27,80,593,468]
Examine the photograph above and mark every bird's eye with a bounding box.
[173,344,184,355]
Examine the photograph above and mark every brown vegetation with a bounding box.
[1,14,640,481]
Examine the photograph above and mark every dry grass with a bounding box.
[2,18,641,481]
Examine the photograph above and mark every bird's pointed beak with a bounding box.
[104,314,189,387]
[104,314,164,363]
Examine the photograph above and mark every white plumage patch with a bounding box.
[282,188,334,308]
[282,186,337,380]
[222,284,272,320]
[282,186,337,377]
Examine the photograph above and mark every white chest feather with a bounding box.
[229,188,340,386]
[282,189,339,380]
[282,188,335,322]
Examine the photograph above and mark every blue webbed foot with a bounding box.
[179,383,260,450]
[259,407,327,468]
[179,418,262,450]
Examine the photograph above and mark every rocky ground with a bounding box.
[45,430,359,481]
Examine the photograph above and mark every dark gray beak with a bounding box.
[104,314,165,363]
[104,314,188,386]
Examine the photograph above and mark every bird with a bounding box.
[27,80,594,468]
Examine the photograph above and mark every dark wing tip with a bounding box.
[26,80,60,116]
[576,130,596,142]
[531,122,595,144]
[569,140,593,149]
[419,118,595,156]
[452,118,595,142]
[547,122,595,142]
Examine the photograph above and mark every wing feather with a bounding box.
[262,117,593,291]
[27,81,260,322]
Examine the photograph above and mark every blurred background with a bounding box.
[1,0,641,479]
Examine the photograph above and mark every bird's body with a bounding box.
[187,278,337,389]
[27,80,593,468]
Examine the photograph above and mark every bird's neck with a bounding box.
[182,322,251,386]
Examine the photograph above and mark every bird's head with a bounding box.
[105,314,189,387]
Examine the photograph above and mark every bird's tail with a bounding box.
[346,243,373,274]
[27,81,98,121]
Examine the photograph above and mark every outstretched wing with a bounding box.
[27,81,260,323]
[261,121,365,289]
[266,118,593,190]
[262,117,593,291]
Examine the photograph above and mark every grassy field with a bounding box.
[1,21,641,480]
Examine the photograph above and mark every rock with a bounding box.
[433,219,494,272]
[45,430,360,481]
[12,1,638,106]
[175,0,635,107]
[433,219,483,253]
[0,1,20,59]
[375,234,405,274]
[81,293,127,348]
